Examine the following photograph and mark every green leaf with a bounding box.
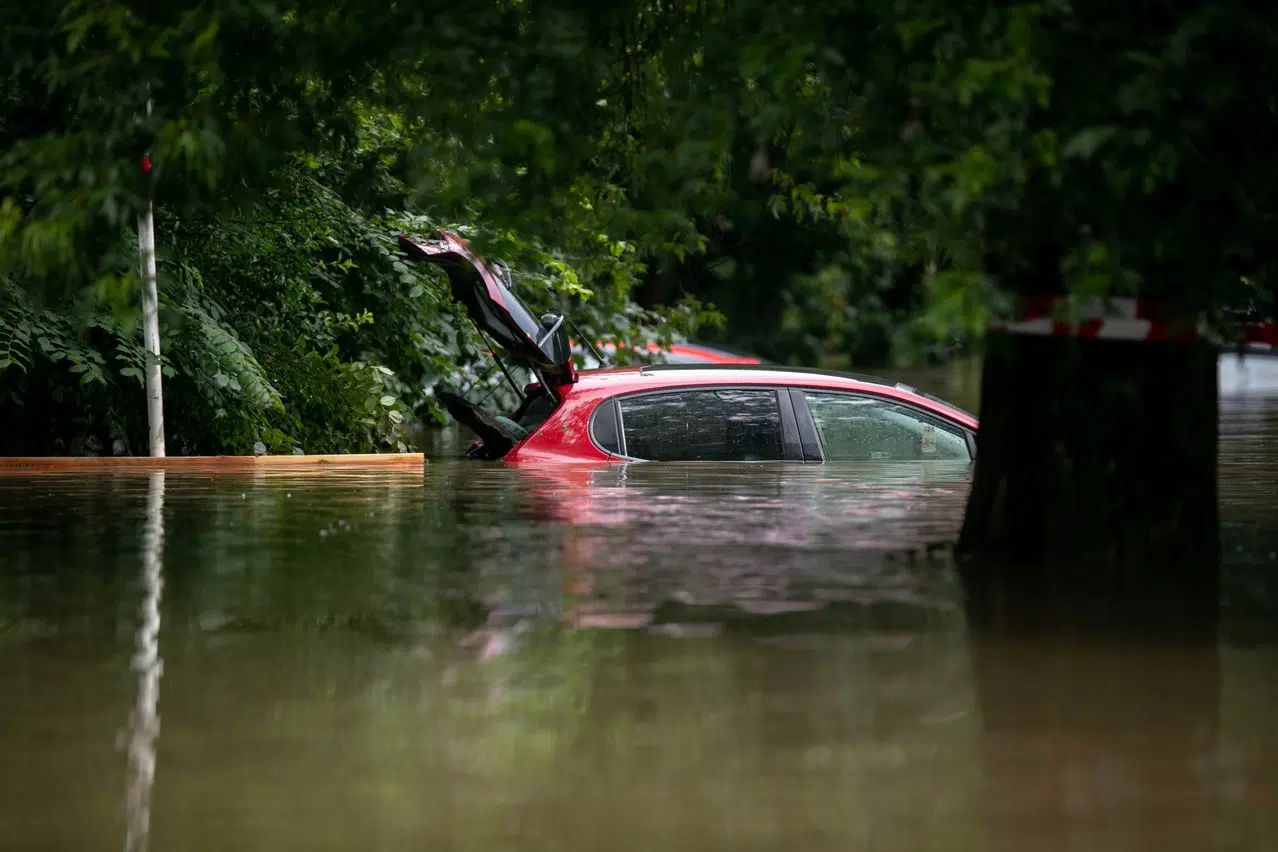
[192,17,220,51]
[379,394,395,407]
[1062,126,1117,160]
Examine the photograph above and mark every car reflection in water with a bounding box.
[509,460,975,632]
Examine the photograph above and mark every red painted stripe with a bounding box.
[1043,319,1105,337]
[1019,295,1058,320]
[1244,323,1278,346]
[1075,319,1105,338]
[995,318,1203,340]
[1016,296,1170,322]
[1004,296,1232,340]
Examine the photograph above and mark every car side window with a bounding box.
[801,391,970,461]
[617,389,784,461]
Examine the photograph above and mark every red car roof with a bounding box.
[564,364,978,430]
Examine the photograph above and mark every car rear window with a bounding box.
[615,388,783,461]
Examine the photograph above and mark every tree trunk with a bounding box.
[958,328,1227,847]
[958,329,1220,580]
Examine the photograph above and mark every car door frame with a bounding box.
[589,384,805,462]
[786,387,977,462]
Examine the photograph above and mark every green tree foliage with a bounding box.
[399,0,1278,357]
[3,0,1277,454]
[0,0,710,454]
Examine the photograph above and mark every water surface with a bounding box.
[1,382,1276,851]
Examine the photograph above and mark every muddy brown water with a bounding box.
[1,361,1276,851]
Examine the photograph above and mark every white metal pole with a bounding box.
[137,97,165,457]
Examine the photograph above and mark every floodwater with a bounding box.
[1,361,1277,852]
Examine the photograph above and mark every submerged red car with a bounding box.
[401,231,978,464]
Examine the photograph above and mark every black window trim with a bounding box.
[587,397,624,458]
[777,386,804,461]
[788,387,977,462]
[616,398,630,458]
[587,384,803,462]
[787,388,825,461]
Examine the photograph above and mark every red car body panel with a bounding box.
[502,366,978,465]
[665,343,762,364]
[569,339,763,365]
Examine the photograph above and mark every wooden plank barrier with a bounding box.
[0,453,425,474]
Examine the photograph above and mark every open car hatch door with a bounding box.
[399,231,577,388]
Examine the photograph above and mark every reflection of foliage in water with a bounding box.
[445,627,628,778]
[2,459,1278,847]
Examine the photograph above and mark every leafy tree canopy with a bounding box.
[2,0,1276,452]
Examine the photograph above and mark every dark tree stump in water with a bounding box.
[958,329,1220,587]
[957,330,1229,847]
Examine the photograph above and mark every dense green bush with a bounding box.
[0,204,701,456]
[0,145,711,455]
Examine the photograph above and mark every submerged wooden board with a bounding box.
[0,453,425,473]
